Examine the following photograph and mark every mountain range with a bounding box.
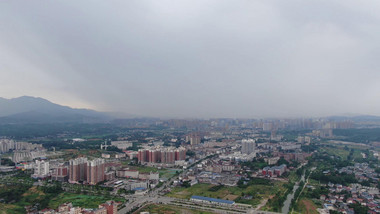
[1,96,380,124]
[0,96,110,124]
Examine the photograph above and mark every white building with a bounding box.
[33,160,50,178]
[111,141,133,150]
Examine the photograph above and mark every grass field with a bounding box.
[321,147,350,160]
[319,143,369,162]
[166,182,285,207]
[138,204,216,214]
[129,166,180,179]
[48,192,125,209]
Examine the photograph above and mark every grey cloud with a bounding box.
[1,0,380,118]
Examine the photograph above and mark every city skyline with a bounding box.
[2,1,380,118]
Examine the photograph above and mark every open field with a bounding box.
[137,204,216,214]
[166,182,285,207]
[130,166,180,179]
[320,147,350,160]
[48,192,125,209]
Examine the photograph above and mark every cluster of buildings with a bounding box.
[0,139,47,163]
[317,162,380,214]
[338,163,379,182]
[178,157,242,186]
[217,139,257,162]
[185,133,202,145]
[137,146,186,165]
[31,157,109,185]
[0,139,42,153]
[261,164,287,177]
[35,201,119,214]
[319,183,380,214]
[13,150,47,163]
[110,141,133,150]
[68,158,106,185]
[32,156,161,190]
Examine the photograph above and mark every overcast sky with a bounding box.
[1,1,380,118]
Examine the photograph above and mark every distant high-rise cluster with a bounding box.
[69,157,105,185]
[0,139,42,153]
[138,147,186,164]
[241,139,256,154]
[186,133,202,145]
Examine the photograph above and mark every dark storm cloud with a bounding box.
[1,0,380,118]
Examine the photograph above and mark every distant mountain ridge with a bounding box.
[0,96,110,123]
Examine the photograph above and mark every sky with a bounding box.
[1,0,380,118]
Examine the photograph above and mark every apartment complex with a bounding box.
[87,158,105,185]
[69,157,88,183]
[138,147,186,164]
[0,139,42,153]
[69,157,106,185]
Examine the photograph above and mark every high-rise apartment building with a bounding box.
[69,157,88,183]
[87,158,105,185]
[69,157,106,185]
[160,150,175,164]
[138,147,186,164]
[189,135,201,145]
[241,139,256,154]
[175,147,186,161]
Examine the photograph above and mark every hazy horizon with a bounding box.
[2,1,380,118]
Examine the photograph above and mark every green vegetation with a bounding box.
[167,181,286,207]
[310,171,357,186]
[186,150,196,157]
[0,182,62,213]
[334,128,380,143]
[0,172,124,213]
[348,203,369,214]
[0,123,120,140]
[48,192,124,209]
[208,184,224,192]
[0,158,15,166]
[240,158,268,170]
[290,144,378,214]
[264,181,295,212]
